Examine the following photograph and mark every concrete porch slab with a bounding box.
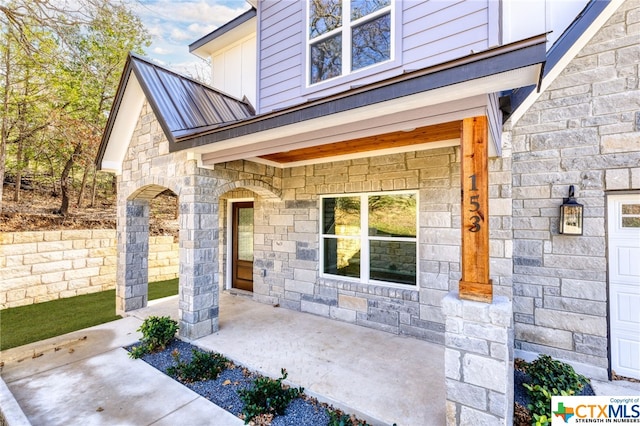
[133,292,446,425]
[2,292,445,425]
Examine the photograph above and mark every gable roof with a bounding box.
[96,53,254,171]
[506,0,623,124]
[189,8,256,58]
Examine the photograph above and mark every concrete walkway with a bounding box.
[1,292,446,425]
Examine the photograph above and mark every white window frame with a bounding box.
[319,190,418,288]
[306,0,395,87]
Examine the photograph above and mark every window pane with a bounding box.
[323,197,360,235]
[237,207,254,261]
[324,238,361,278]
[369,240,416,285]
[351,0,390,20]
[622,204,640,215]
[352,13,390,71]
[310,0,342,38]
[622,217,640,228]
[311,34,342,83]
[368,194,416,237]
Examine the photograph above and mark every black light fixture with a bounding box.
[559,185,583,235]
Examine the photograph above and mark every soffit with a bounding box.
[186,36,546,168]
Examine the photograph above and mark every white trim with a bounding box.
[319,190,418,288]
[508,0,624,126]
[195,65,540,167]
[187,152,215,170]
[306,0,395,87]
[607,192,640,380]
[100,74,146,174]
[225,198,254,291]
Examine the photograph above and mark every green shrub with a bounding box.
[238,368,303,424]
[328,410,370,426]
[524,355,590,425]
[129,316,178,359]
[167,348,229,382]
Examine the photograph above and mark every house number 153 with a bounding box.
[468,174,481,233]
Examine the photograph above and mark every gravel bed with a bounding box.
[126,340,337,425]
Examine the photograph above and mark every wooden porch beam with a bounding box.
[459,116,492,303]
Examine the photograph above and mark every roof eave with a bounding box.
[174,34,547,152]
[189,8,256,58]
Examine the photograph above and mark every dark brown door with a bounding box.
[232,202,254,292]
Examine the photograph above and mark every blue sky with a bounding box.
[129,0,251,77]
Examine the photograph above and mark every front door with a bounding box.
[232,202,254,292]
[608,193,640,380]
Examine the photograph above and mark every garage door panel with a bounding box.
[612,286,640,325]
[614,246,640,279]
[609,194,640,381]
[613,338,640,378]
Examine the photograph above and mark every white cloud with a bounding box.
[126,0,251,73]
[170,28,192,41]
[153,46,171,55]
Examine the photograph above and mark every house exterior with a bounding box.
[97,0,639,424]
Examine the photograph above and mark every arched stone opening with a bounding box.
[217,181,281,299]
[117,184,178,314]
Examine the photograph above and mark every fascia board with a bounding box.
[192,64,540,165]
[100,74,145,174]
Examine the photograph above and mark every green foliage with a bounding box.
[129,316,178,359]
[526,354,589,391]
[327,410,370,426]
[238,368,303,424]
[1,0,150,211]
[167,349,229,383]
[523,355,590,425]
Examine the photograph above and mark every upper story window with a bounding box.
[308,0,392,85]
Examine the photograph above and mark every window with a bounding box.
[621,204,640,228]
[308,0,392,85]
[321,192,417,286]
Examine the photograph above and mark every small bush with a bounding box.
[238,368,303,424]
[167,348,230,382]
[129,316,178,359]
[328,410,370,426]
[524,355,590,424]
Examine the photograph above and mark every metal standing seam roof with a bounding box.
[127,53,254,140]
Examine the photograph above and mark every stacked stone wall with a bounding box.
[0,230,178,309]
[231,147,513,344]
[508,0,640,378]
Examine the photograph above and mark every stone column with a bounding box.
[178,192,219,340]
[442,292,513,425]
[116,199,150,314]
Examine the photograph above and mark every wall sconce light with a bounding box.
[559,185,583,235]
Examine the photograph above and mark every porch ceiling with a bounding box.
[257,121,461,166]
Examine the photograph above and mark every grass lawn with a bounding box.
[0,278,179,351]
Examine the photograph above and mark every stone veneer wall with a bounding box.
[507,0,640,379]
[216,147,513,344]
[0,230,178,309]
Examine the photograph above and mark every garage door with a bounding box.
[608,193,640,380]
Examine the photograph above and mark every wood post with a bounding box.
[459,116,492,303]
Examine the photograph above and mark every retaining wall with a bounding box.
[0,230,178,309]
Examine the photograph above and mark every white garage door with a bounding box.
[608,193,640,380]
